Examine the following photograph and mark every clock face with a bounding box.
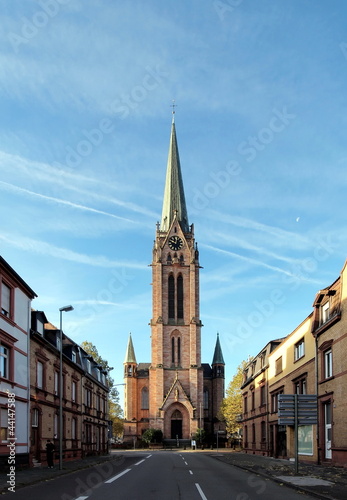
[168,235,183,251]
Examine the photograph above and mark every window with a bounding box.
[168,275,175,319]
[71,351,76,363]
[177,337,181,365]
[275,356,282,375]
[32,409,39,427]
[171,337,175,364]
[260,385,266,406]
[72,381,77,402]
[54,372,59,395]
[294,377,307,394]
[36,319,43,335]
[203,388,209,409]
[295,338,305,361]
[0,344,9,378]
[244,395,248,413]
[271,389,283,413]
[37,361,43,389]
[86,359,91,374]
[54,413,58,438]
[321,302,330,324]
[1,282,11,317]
[324,349,333,378]
[261,421,266,442]
[141,387,149,409]
[252,423,256,443]
[56,335,61,351]
[85,388,92,408]
[251,391,255,410]
[71,418,77,440]
[1,408,8,442]
[177,274,184,319]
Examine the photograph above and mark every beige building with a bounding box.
[242,259,347,467]
[123,117,225,445]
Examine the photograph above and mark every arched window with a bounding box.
[203,388,209,409]
[177,337,181,365]
[177,274,183,319]
[168,274,175,319]
[141,387,149,409]
[171,337,175,364]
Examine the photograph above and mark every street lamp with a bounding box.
[59,305,73,470]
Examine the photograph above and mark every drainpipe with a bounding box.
[315,331,320,465]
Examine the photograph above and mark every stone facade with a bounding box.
[30,312,109,466]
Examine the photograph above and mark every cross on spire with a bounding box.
[170,100,177,119]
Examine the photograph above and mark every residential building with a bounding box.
[242,259,347,467]
[311,261,347,466]
[241,339,284,456]
[123,116,225,445]
[0,256,37,468]
[30,312,109,466]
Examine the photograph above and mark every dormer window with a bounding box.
[71,351,76,363]
[86,359,91,374]
[321,301,330,324]
[36,319,43,335]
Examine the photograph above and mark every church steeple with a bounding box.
[212,333,225,365]
[160,116,189,233]
[124,333,137,364]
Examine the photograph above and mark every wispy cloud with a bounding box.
[0,180,136,223]
[0,232,147,269]
[202,243,320,284]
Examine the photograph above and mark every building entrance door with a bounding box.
[324,402,332,459]
[171,409,183,439]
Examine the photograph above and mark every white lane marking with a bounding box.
[146,454,152,458]
[105,468,131,483]
[195,483,208,500]
[75,497,89,500]
[189,470,193,475]
[135,459,145,466]
[184,461,188,465]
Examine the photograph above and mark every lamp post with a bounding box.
[59,305,73,470]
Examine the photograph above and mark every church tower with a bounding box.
[149,114,203,440]
[123,114,225,444]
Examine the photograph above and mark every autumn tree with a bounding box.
[81,341,123,437]
[220,360,248,437]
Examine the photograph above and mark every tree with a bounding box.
[220,360,249,437]
[142,428,163,445]
[81,341,123,437]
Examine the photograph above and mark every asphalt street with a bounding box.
[3,451,318,500]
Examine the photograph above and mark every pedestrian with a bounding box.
[46,439,55,468]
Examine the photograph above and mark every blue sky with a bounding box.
[1,1,347,403]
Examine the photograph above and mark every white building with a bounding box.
[0,256,36,468]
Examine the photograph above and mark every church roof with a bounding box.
[212,333,225,365]
[124,333,137,364]
[160,116,189,233]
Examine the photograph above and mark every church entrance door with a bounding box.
[171,409,183,439]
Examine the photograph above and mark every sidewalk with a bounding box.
[0,453,123,495]
[209,450,347,500]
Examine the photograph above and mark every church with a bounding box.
[123,115,225,444]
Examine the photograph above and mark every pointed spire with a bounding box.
[160,117,189,233]
[212,333,225,365]
[124,333,137,364]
